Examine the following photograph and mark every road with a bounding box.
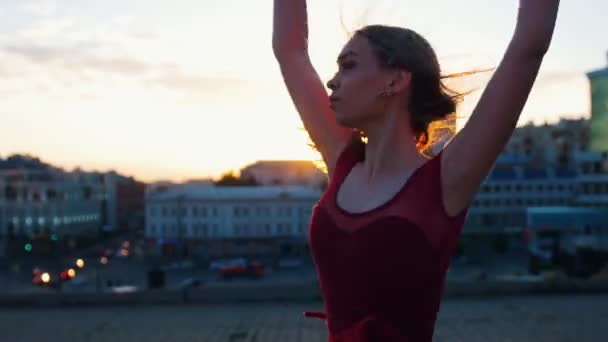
[1,294,607,341]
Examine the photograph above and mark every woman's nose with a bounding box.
[326,76,337,91]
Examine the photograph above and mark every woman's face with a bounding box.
[327,35,402,128]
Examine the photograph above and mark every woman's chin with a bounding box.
[335,113,356,128]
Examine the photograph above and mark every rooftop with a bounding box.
[147,185,322,201]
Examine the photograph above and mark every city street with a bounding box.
[1,294,606,341]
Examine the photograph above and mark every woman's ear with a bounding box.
[391,70,412,93]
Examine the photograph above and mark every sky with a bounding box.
[0,0,606,182]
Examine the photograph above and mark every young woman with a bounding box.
[273,1,560,341]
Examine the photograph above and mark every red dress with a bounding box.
[305,140,468,341]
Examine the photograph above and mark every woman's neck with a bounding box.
[357,111,426,184]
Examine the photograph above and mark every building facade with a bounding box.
[0,156,145,256]
[145,185,321,259]
[0,167,102,256]
[587,53,608,152]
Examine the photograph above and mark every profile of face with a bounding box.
[326,34,412,129]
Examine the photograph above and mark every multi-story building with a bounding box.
[587,53,608,152]
[0,160,103,256]
[464,119,608,235]
[458,119,608,272]
[145,184,321,259]
[0,155,145,256]
[71,170,145,234]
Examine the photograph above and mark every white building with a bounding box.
[144,184,322,258]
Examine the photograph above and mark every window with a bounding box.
[192,206,198,217]
[201,207,208,217]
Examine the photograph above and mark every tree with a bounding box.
[214,172,259,186]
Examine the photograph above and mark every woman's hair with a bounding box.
[356,24,464,155]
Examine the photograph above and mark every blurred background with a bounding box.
[0,0,607,341]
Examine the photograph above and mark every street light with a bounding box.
[76,258,85,268]
[41,272,51,284]
[67,268,76,278]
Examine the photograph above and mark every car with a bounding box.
[179,277,203,289]
[218,260,265,280]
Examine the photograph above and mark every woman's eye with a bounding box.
[340,62,355,70]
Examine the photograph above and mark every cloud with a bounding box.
[148,72,257,95]
[3,43,85,64]
[1,40,257,100]
[3,42,152,76]
[536,71,585,85]
[15,18,74,40]
[20,0,57,16]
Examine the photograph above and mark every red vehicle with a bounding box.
[218,260,265,280]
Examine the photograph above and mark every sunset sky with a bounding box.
[0,0,606,182]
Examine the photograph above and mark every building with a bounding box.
[0,155,145,256]
[116,180,145,234]
[72,170,146,234]
[587,52,608,152]
[457,119,608,269]
[240,160,327,188]
[0,157,103,256]
[502,118,591,169]
[464,118,607,230]
[144,184,321,259]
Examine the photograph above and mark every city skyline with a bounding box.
[0,0,606,182]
